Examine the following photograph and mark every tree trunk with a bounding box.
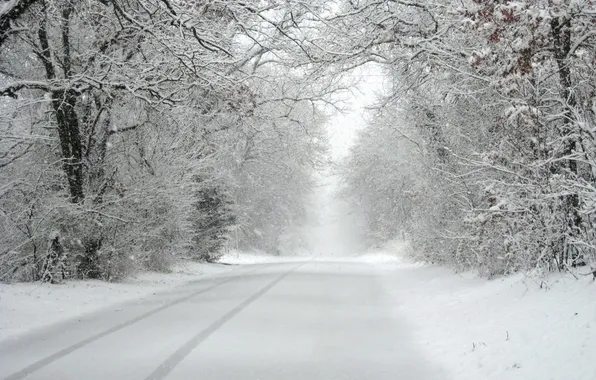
[38,4,85,203]
[52,89,85,203]
[551,15,582,266]
[0,0,42,47]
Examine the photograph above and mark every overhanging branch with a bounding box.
[0,0,41,48]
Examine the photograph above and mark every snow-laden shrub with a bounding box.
[189,179,236,262]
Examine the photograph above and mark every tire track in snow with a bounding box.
[3,263,278,380]
[145,262,307,380]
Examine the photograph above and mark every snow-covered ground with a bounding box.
[0,261,234,343]
[0,251,308,343]
[3,248,595,379]
[218,250,310,265]
[1,251,312,344]
[374,251,596,380]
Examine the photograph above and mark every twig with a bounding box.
[83,209,129,223]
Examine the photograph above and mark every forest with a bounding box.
[1,0,595,282]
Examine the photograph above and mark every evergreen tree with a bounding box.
[190,179,236,262]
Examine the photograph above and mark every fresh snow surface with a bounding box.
[375,255,596,380]
[0,261,234,342]
[217,250,410,265]
[218,250,310,265]
[0,261,444,380]
[333,251,424,267]
[2,248,594,379]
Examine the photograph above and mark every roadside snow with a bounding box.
[217,247,421,266]
[335,240,426,267]
[0,261,234,343]
[380,261,596,380]
[342,251,425,267]
[218,250,310,265]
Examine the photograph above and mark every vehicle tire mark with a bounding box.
[3,264,277,380]
[145,262,306,380]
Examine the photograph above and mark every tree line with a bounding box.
[0,0,334,282]
[339,0,596,277]
[3,0,593,281]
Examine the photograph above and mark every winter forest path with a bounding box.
[0,261,444,380]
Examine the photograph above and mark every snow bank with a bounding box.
[0,261,234,342]
[382,264,596,380]
[217,249,419,266]
[330,240,425,268]
[347,251,425,268]
[218,250,310,265]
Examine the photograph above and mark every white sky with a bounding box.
[327,65,388,161]
[302,65,388,257]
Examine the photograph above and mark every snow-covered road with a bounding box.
[0,261,443,380]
